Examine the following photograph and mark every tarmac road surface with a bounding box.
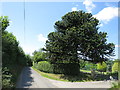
[16,67,114,89]
[16,67,57,88]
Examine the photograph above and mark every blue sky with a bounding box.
[2,1,119,59]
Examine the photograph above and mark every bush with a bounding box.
[97,62,107,72]
[112,61,118,73]
[37,61,53,73]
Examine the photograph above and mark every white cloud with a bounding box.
[38,34,47,42]
[115,45,120,47]
[22,45,39,56]
[93,7,118,24]
[72,7,77,11]
[83,0,95,13]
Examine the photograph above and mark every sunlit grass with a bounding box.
[80,69,91,73]
[32,67,68,82]
[32,67,93,82]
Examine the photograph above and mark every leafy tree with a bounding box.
[97,62,107,72]
[83,61,97,70]
[32,49,47,63]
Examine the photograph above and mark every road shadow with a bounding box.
[16,67,34,88]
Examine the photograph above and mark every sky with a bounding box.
[1,0,119,59]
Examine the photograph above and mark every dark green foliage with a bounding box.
[33,61,80,75]
[44,11,115,75]
[26,54,33,66]
[79,60,86,69]
[1,16,32,88]
[53,63,80,75]
[2,67,13,88]
[106,60,113,72]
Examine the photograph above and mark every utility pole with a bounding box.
[118,1,120,86]
[24,0,26,44]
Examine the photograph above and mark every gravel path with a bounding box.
[16,67,113,89]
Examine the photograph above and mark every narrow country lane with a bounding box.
[16,67,57,88]
[16,67,113,89]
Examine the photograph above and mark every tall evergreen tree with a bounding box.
[44,11,115,74]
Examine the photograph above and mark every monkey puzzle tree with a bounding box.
[44,11,115,75]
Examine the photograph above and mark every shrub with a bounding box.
[97,62,107,72]
[34,61,80,75]
[112,61,118,73]
[37,61,53,73]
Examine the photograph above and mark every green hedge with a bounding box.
[34,61,80,75]
[37,61,53,73]
[53,63,80,75]
[1,16,32,88]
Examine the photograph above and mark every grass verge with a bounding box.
[32,67,68,82]
[80,69,91,73]
[32,67,93,82]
